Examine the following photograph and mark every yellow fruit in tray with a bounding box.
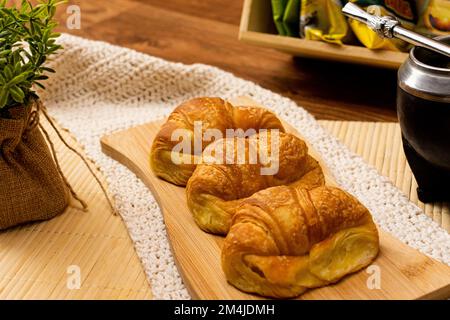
[424,0,450,33]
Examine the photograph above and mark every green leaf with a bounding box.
[8,72,29,86]
[9,85,25,103]
[4,65,13,80]
[40,66,55,73]
[14,61,22,73]
[49,32,60,38]
[0,49,11,56]
[33,74,48,81]
[34,81,45,89]
[0,88,9,109]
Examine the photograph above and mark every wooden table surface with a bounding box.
[54,0,399,122]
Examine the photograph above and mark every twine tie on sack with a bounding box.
[34,100,116,214]
[24,108,39,135]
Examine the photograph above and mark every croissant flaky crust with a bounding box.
[150,97,285,186]
[150,97,380,299]
[186,132,325,235]
[222,185,379,298]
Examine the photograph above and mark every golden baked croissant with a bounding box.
[186,132,325,235]
[150,97,285,186]
[222,185,379,298]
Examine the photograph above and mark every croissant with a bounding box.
[150,97,285,186]
[222,185,379,298]
[186,132,325,235]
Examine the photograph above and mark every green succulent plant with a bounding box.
[0,0,65,110]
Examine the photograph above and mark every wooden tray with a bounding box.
[100,98,450,299]
[239,0,408,69]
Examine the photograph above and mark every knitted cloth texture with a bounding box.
[40,34,450,299]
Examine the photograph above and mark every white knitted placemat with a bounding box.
[39,34,450,300]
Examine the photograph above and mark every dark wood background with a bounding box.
[53,0,399,121]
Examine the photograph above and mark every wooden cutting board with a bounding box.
[100,97,450,300]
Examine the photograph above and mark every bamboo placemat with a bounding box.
[0,118,153,300]
[0,120,448,300]
[320,120,450,232]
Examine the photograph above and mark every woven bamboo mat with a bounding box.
[0,117,153,300]
[0,120,448,300]
[320,120,450,232]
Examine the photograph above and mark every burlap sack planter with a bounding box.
[0,99,69,230]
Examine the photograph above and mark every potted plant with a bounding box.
[0,0,70,229]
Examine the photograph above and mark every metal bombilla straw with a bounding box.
[342,2,450,58]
